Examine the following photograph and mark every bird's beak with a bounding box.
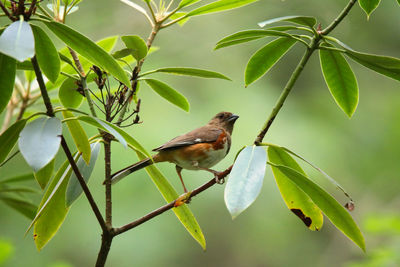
[227,114,239,122]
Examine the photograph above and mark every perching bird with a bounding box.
[110,111,239,192]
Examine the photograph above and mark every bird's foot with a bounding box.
[174,191,192,207]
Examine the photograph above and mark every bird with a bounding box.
[110,111,239,192]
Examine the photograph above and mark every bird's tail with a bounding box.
[108,157,154,185]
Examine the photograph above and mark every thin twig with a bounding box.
[321,0,357,35]
[26,0,37,18]
[0,1,12,19]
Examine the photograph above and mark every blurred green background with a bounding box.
[1,0,400,266]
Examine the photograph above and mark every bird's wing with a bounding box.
[152,125,223,151]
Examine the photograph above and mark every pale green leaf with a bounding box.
[121,35,148,61]
[187,0,258,17]
[359,0,381,18]
[58,78,84,108]
[258,15,316,28]
[0,20,34,62]
[224,145,267,218]
[34,159,55,189]
[141,67,231,80]
[0,119,26,164]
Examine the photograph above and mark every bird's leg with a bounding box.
[197,166,224,184]
[175,165,188,193]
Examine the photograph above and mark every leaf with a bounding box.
[0,239,14,265]
[75,116,128,148]
[245,37,296,86]
[112,48,135,59]
[267,146,323,231]
[258,15,317,28]
[58,78,84,108]
[31,25,60,83]
[16,60,33,70]
[43,21,130,86]
[187,0,258,17]
[320,46,359,117]
[359,0,381,18]
[0,196,37,219]
[224,145,267,218]
[34,159,55,189]
[0,54,16,114]
[0,119,26,164]
[141,67,231,80]
[135,151,206,249]
[0,173,34,184]
[269,163,365,251]
[120,0,150,19]
[178,0,201,8]
[0,20,34,62]
[144,79,190,112]
[169,12,190,26]
[18,117,62,172]
[215,30,296,50]
[66,142,100,206]
[33,158,73,250]
[62,111,91,164]
[121,35,148,61]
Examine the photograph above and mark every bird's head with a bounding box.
[208,111,239,134]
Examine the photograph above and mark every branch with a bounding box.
[26,0,37,18]
[31,56,107,232]
[113,166,233,236]
[0,1,12,20]
[321,0,357,35]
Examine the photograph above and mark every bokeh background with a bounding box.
[1,0,400,266]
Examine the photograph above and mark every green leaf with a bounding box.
[112,48,135,59]
[224,145,267,218]
[34,159,55,189]
[245,37,296,86]
[268,163,365,251]
[18,117,62,172]
[62,111,91,164]
[31,25,60,83]
[169,12,190,26]
[187,0,258,17]
[75,116,128,148]
[144,79,190,112]
[0,196,37,219]
[0,119,26,164]
[58,78,84,108]
[43,21,130,86]
[320,46,359,117]
[258,15,317,28]
[141,67,231,80]
[0,53,16,114]
[178,0,201,8]
[121,35,148,61]
[267,146,323,231]
[215,30,296,50]
[33,158,73,250]
[0,239,14,265]
[135,151,206,250]
[66,142,100,206]
[0,20,34,62]
[0,173,34,184]
[16,60,33,70]
[110,126,151,158]
[359,0,381,18]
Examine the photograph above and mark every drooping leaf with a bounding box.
[58,78,84,108]
[0,119,26,164]
[215,37,264,50]
[267,146,323,231]
[269,163,365,251]
[62,111,91,164]
[34,159,55,189]
[111,126,151,158]
[245,37,296,86]
[66,142,100,206]
[0,20,34,62]
[135,150,206,249]
[121,35,148,61]
[359,0,381,18]
[0,54,16,114]
[18,117,62,172]
[33,159,73,250]
[320,46,359,117]
[144,79,190,112]
[0,173,34,184]
[224,145,267,218]
[217,30,294,46]
[43,21,130,86]
[141,67,231,80]
[31,25,60,83]
[258,15,317,28]
[0,196,36,219]
[74,116,127,148]
[187,0,258,17]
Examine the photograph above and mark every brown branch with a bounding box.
[113,166,233,236]
[31,55,107,232]
[26,0,37,18]
[0,1,12,19]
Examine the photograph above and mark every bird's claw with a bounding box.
[174,191,192,207]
